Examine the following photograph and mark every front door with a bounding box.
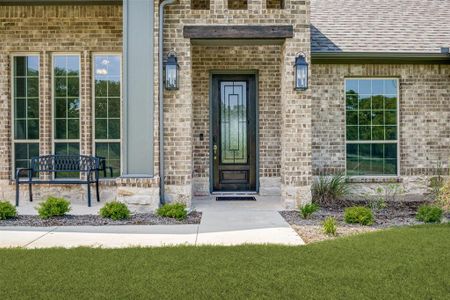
[212,74,257,191]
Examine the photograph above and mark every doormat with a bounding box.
[216,196,256,201]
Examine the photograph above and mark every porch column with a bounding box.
[118,0,159,212]
[122,0,154,176]
[280,34,313,208]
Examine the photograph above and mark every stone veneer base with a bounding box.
[116,177,160,213]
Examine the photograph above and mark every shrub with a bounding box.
[100,201,130,220]
[429,176,445,201]
[416,205,443,223]
[436,180,450,213]
[37,197,71,219]
[312,174,349,207]
[0,201,17,220]
[299,203,319,219]
[157,203,187,220]
[322,216,337,236]
[344,206,374,226]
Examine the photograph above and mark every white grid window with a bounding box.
[345,79,399,176]
[12,55,40,177]
[53,54,81,178]
[93,54,121,178]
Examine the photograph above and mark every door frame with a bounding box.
[208,70,259,193]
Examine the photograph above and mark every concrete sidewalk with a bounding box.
[0,196,304,248]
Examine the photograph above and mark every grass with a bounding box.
[0,224,449,299]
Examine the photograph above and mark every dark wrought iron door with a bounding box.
[212,74,256,191]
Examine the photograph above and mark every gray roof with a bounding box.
[311,0,450,53]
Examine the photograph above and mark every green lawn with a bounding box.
[1,224,449,299]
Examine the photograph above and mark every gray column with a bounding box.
[122,0,154,176]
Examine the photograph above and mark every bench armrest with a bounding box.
[16,168,33,180]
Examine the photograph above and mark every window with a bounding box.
[266,0,284,9]
[191,0,210,10]
[228,0,247,9]
[93,54,121,178]
[53,54,80,178]
[345,79,398,176]
[12,55,40,176]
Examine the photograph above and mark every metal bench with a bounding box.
[15,155,111,207]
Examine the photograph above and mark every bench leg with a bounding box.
[29,183,33,202]
[96,181,100,202]
[87,183,92,207]
[15,183,19,207]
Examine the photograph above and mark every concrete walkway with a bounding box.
[0,196,304,248]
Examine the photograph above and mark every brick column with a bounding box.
[280,31,312,208]
[163,40,193,205]
[0,52,10,180]
[40,51,52,158]
[80,50,92,157]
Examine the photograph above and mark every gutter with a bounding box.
[311,52,450,64]
[159,0,176,205]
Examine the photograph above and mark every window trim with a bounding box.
[91,52,123,179]
[51,53,82,179]
[10,53,41,179]
[344,77,400,177]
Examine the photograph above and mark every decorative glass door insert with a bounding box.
[220,81,247,164]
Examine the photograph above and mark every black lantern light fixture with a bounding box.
[164,51,179,90]
[294,53,308,91]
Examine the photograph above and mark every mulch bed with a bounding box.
[0,212,202,227]
[280,203,448,244]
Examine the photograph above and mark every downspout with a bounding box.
[159,0,176,205]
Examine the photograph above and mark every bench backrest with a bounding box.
[30,155,100,173]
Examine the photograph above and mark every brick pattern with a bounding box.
[191,45,282,181]
[115,177,160,188]
[311,64,450,176]
[0,53,10,179]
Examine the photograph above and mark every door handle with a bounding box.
[213,144,218,160]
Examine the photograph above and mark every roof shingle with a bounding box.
[311,0,450,53]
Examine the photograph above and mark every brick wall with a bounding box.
[311,63,450,175]
[311,63,450,199]
[0,4,122,178]
[0,5,125,204]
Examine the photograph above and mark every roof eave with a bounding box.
[311,52,450,64]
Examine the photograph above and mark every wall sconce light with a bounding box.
[294,53,308,91]
[164,51,179,90]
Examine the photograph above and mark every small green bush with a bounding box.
[157,203,187,220]
[416,205,443,223]
[0,201,17,220]
[100,201,130,220]
[37,197,71,219]
[344,206,374,226]
[299,203,320,219]
[322,216,337,236]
